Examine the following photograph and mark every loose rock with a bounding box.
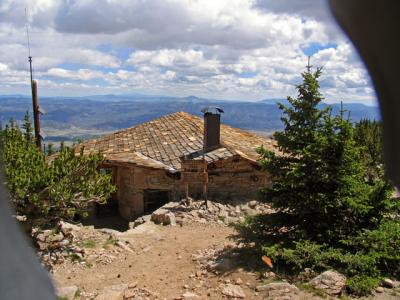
[182,291,200,299]
[382,278,395,288]
[221,284,246,298]
[95,284,128,300]
[151,208,176,225]
[207,258,234,272]
[58,221,81,235]
[261,282,299,298]
[309,270,346,295]
[56,285,79,300]
[149,199,272,226]
[248,200,258,209]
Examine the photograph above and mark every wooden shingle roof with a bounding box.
[79,112,276,170]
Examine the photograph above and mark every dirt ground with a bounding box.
[53,221,324,299]
[52,218,400,300]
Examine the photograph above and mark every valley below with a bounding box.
[0,94,379,146]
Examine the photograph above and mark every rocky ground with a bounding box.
[28,199,400,300]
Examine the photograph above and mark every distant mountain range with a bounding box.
[0,94,380,143]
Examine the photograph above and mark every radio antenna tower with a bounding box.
[25,8,42,149]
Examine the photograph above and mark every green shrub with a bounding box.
[235,215,398,294]
[1,116,116,224]
[346,275,381,296]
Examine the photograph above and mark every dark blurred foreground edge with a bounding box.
[0,1,400,299]
[0,158,55,299]
[329,0,400,188]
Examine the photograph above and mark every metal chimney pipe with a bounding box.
[202,107,224,152]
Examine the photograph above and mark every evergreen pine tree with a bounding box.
[354,119,383,180]
[257,67,393,243]
[274,67,326,155]
[1,116,116,224]
[236,65,397,295]
[22,111,34,144]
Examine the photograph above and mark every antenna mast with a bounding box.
[25,8,42,149]
[306,56,312,73]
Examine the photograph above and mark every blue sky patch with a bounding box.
[238,72,257,78]
[302,42,337,56]
[96,44,133,61]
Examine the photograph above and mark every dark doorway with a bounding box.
[144,189,170,214]
[96,198,119,218]
[81,201,128,231]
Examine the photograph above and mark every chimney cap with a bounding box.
[201,106,224,115]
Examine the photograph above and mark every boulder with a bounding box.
[59,239,70,247]
[164,212,176,225]
[129,217,146,229]
[221,284,246,298]
[151,209,176,225]
[36,233,47,243]
[58,221,81,235]
[382,278,395,288]
[248,200,258,209]
[151,208,169,224]
[56,286,79,300]
[309,270,346,295]
[207,258,234,272]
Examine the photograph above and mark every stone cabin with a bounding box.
[78,110,276,221]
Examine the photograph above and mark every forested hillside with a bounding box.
[0,95,379,143]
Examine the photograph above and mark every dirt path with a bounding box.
[54,221,325,299]
[55,223,227,297]
[51,211,399,300]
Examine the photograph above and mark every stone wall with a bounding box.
[117,167,136,220]
[116,165,178,220]
[187,156,269,201]
[114,157,270,220]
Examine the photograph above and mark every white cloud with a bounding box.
[0,0,377,105]
[47,68,104,81]
[0,0,60,28]
[128,49,205,68]
[65,49,120,68]
[0,62,8,71]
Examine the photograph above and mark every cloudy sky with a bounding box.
[0,0,377,105]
